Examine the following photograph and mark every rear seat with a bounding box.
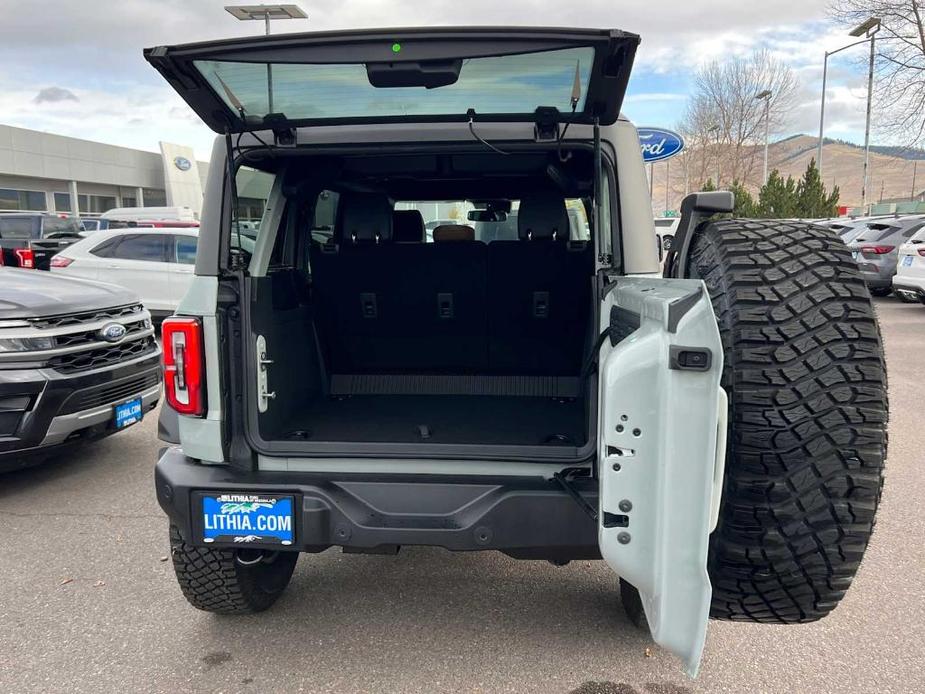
[487,194,593,375]
[311,193,590,376]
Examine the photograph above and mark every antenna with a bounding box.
[570,61,582,110]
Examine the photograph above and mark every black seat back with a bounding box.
[487,193,592,375]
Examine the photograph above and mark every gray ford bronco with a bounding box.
[146,27,887,675]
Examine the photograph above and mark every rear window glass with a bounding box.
[0,217,36,239]
[195,47,594,123]
[43,217,83,235]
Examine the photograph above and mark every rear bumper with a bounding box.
[155,447,601,560]
[892,281,925,299]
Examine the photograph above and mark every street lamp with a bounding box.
[224,5,308,113]
[849,17,881,213]
[816,16,880,209]
[225,4,307,34]
[755,89,772,185]
[708,124,720,187]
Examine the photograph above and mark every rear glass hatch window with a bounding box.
[144,27,640,132]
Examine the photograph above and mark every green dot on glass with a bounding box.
[391,43,402,53]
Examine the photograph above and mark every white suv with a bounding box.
[893,224,925,304]
[50,227,198,317]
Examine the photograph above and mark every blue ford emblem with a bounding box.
[174,156,192,171]
[99,323,127,343]
[638,127,685,163]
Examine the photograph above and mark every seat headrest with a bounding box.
[392,210,425,243]
[337,193,392,243]
[518,193,569,241]
[432,224,475,242]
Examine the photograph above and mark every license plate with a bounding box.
[113,397,142,429]
[201,493,295,545]
[902,255,914,267]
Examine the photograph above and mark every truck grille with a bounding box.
[60,370,161,414]
[48,335,159,374]
[29,304,145,330]
[0,303,160,374]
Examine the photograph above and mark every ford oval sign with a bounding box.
[99,322,127,343]
[638,128,685,163]
[173,156,192,171]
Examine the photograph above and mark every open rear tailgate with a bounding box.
[144,26,639,133]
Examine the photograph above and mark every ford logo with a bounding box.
[173,156,192,171]
[638,127,685,163]
[99,323,127,343]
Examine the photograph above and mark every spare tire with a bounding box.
[686,219,888,623]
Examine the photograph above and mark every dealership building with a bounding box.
[0,123,279,223]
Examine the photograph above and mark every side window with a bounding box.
[90,236,121,258]
[903,223,924,238]
[109,234,168,262]
[313,190,339,240]
[174,235,198,265]
[566,200,590,241]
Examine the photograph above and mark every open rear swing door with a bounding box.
[596,278,727,677]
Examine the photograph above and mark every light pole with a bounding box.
[708,124,720,187]
[816,17,880,184]
[755,90,772,185]
[225,5,308,114]
[850,17,881,213]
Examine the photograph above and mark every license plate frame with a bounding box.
[199,493,296,546]
[113,397,143,429]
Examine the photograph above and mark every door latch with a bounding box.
[255,334,275,412]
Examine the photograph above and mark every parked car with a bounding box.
[0,268,161,472]
[892,224,925,304]
[0,212,83,270]
[654,217,679,256]
[848,215,925,296]
[146,26,886,677]
[50,227,198,318]
[100,206,198,224]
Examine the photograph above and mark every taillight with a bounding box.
[50,256,73,268]
[918,249,925,258]
[859,245,895,255]
[162,317,205,416]
[14,248,35,269]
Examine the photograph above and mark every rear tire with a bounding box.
[687,219,887,623]
[169,525,298,614]
[896,291,919,303]
[869,286,891,297]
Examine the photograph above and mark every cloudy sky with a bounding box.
[0,0,878,160]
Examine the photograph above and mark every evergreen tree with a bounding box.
[758,169,799,218]
[701,178,717,192]
[796,158,840,218]
[728,180,758,218]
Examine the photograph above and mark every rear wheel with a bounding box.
[169,525,298,614]
[869,286,891,297]
[687,219,887,623]
[896,291,919,303]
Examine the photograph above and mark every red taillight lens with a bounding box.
[50,256,73,268]
[859,245,895,255]
[14,248,35,269]
[162,317,205,416]
[918,249,925,257]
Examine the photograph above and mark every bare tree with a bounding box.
[684,49,799,187]
[831,1,925,147]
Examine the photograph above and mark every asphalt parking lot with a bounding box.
[1,297,922,694]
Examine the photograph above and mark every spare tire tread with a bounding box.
[688,219,887,624]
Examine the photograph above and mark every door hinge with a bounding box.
[255,334,275,412]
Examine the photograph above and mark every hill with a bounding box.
[648,134,925,214]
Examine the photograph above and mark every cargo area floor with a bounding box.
[272,394,586,446]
